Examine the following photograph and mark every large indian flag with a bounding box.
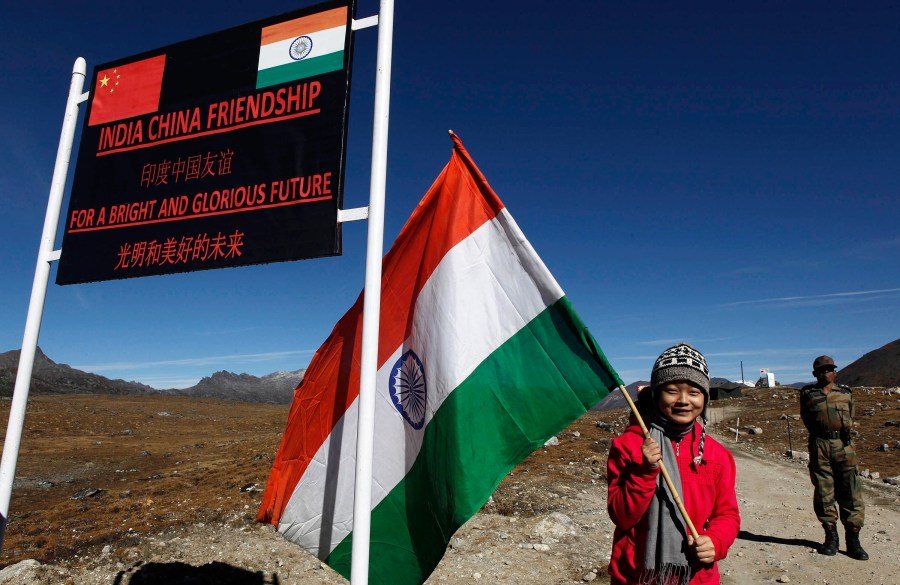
[258,134,622,584]
[256,6,348,89]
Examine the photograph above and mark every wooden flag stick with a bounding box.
[617,384,700,540]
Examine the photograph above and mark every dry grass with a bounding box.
[0,395,285,568]
[0,386,897,569]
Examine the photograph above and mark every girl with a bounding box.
[607,343,740,584]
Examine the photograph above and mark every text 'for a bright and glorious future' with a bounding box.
[66,172,334,232]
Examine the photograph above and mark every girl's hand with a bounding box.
[687,534,715,564]
[641,436,661,467]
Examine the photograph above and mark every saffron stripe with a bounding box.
[260,7,347,45]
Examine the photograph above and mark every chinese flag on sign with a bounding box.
[87,54,166,126]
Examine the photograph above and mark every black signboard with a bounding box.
[57,0,355,284]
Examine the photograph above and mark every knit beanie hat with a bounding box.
[650,342,710,396]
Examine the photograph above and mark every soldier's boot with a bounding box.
[844,525,869,561]
[817,523,839,556]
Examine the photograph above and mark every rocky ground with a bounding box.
[0,387,897,584]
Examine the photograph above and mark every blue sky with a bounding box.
[1,1,898,389]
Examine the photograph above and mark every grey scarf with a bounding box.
[641,421,691,585]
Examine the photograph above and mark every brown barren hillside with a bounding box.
[836,338,900,388]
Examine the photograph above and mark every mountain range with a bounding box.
[1,338,897,405]
[0,347,303,404]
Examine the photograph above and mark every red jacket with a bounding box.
[606,421,740,584]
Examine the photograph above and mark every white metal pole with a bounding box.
[0,57,87,550]
[350,0,394,582]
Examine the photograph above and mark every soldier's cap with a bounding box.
[813,355,837,372]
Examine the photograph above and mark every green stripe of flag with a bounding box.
[325,297,620,582]
[256,52,345,89]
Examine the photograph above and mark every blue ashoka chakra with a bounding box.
[289,36,313,60]
[389,350,427,429]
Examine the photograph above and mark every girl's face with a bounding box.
[657,382,705,425]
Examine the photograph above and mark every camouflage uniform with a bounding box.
[799,383,865,528]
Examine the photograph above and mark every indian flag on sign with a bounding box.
[256,6,348,89]
[257,134,622,584]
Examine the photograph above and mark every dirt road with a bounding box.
[722,446,898,585]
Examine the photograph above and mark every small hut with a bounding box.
[710,381,745,400]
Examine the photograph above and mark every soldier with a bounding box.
[799,355,867,560]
